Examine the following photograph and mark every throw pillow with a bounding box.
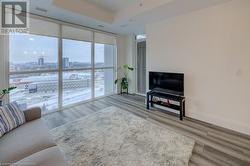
[0,102,26,138]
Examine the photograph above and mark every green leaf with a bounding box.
[121,77,128,89]
[128,67,134,71]
[2,89,7,94]
[8,87,16,91]
[115,64,133,89]
[0,87,17,97]
[123,64,129,69]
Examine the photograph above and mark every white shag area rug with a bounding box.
[50,106,195,166]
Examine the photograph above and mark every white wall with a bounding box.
[116,34,136,94]
[0,35,4,90]
[116,35,126,94]
[146,0,250,135]
[0,35,8,102]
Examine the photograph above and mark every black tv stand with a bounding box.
[147,89,185,120]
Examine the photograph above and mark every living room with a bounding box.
[0,0,250,166]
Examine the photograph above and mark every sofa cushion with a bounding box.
[13,146,66,166]
[0,102,26,138]
[0,119,56,163]
[23,107,41,122]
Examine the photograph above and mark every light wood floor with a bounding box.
[43,94,250,166]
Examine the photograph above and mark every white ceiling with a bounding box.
[29,0,231,35]
[84,0,137,13]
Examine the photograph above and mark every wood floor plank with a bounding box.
[43,94,250,166]
[203,146,250,166]
[108,95,250,163]
[190,153,220,166]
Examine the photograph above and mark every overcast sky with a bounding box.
[9,34,105,64]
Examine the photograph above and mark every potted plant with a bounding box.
[0,87,16,106]
[115,64,134,94]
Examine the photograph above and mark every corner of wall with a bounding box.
[116,34,137,94]
[145,0,250,135]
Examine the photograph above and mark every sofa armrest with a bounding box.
[23,107,42,122]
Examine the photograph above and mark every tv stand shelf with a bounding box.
[147,89,185,120]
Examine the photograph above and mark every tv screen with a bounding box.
[149,72,184,95]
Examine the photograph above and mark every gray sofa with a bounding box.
[0,107,67,166]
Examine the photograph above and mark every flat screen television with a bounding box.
[149,72,184,95]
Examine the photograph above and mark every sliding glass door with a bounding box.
[7,17,117,114]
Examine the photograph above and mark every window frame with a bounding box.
[94,42,116,98]
[8,33,60,113]
[6,16,117,114]
[61,37,93,107]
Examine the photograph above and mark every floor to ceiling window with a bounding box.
[9,34,59,113]
[94,33,116,97]
[8,17,117,114]
[62,25,93,106]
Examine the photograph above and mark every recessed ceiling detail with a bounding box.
[84,0,136,13]
[29,0,231,34]
[53,0,114,23]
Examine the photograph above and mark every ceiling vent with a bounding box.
[35,7,48,13]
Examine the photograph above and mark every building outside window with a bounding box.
[9,34,59,113]
[8,17,117,114]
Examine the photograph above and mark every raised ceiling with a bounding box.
[84,0,137,13]
[30,0,231,35]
